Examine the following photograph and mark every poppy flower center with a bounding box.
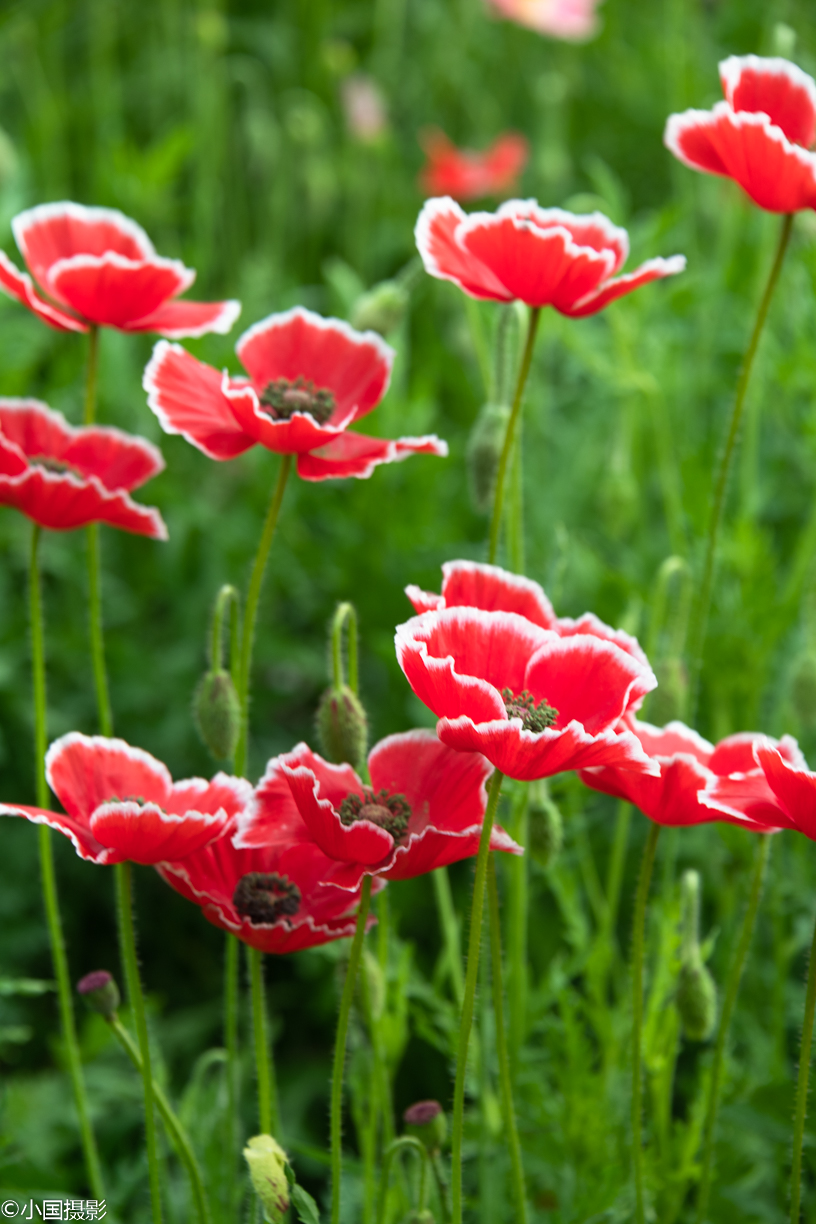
[30,455,82,477]
[233,872,302,926]
[338,788,411,842]
[259,377,336,424]
[501,688,559,732]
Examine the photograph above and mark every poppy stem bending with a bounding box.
[115,860,164,1224]
[331,874,374,1224]
[631,822,660,1224]
[234,453,293,777]
[107,1013,211,1224]
[210,584,240,675]
[29,524,105,1200]
[450,768,504,1224]
[688,213,793,717]
[488,307,541,567]
[695,833,771,1224]
[248,945,280,1136]
[331,601,359,693]
[487,856,529,1224]
[790,904,816,1224]
[375,1136,430,1224]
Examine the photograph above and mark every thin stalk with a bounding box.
[451,769,504,1224]
[331,601,359,692]
[234,454,293,776]
[688,214,793,714]
[86,524,112,736]
[210,584,240,674]
[375,1136,429,1224]
[115,860,162,1223]
[433,866,465,1006]
[506,788,529,1077]
[487,857,528,1224]
[83,325,100,426]
[224,933,240,1208]
[488,308,541,565]
[30,525,104,1198]
[632,822,661,1224]
[790,906,816,1223]
[696,833,771,1224]
[332,875,374,1224]
[507,418,525,575]
[249,946,279,1136]
[109,1014,211,1224]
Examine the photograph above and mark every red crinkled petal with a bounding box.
[565,256,686,317]
[664,105,816,212]
[581,755,718,826]
[283,764,395,868]
[0,802,107,863]
[754,742,816,837]
[0,433,27,477]
[555,611,650,669]
[438,560,558,628]
[720,55,816,149]
[524,634,656,734]
[89,801,230,865]
[236,307,394,426]
[0,468,167,537]
[0,251,86,332]
[296,432,448,481]
[628,717,714,766]
[415,198,512,299]
[46,734,172,822]
[502,205,628,273]
[126,297,241,338]
[237,744,363,850]
[13,203,155,288]
[47,254,195,328]
[223,381,348,455]
[144,342,255,461]
[404,585,445,614]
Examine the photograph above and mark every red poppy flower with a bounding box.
[665,56,816,213]
[0,202,240,336]
[158,825,373,954]
[580,717,798,830]
[707,738,816,837]
[0,398,167,537]
[143,307,448,481]
[233,731,520,892]
[415,198,685,314]
[419,130,529,201]
[0,733,250,865]
[395,607,658,781]
[486,0,601,41]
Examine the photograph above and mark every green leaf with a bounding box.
[291,1183,321,1224]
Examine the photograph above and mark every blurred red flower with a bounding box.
[0,202,240,336]
[395,606,658,781]
[419,130,529,201]
[580,718,797,830]
[234,730,520,891]
[710,739,816,837]
[0,399,166,537]
[486,0,601,40]
[0,733,250,865]
[665,56,816,212]
[144,306,447,480]
[415,198,684,314]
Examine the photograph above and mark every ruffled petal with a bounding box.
[0,801,107,862]
[0,251,86,332]
[127,297,242,338]
[236,745,362,849]
[415,197,511,299]
[555,611,650,668]
[754,742,816,837]
[524,634,657,734]
[404,585,445,615]
[223,380,347,455]
[565,255,686,317]
[144,342,255,461]
[719,55,816,148]
[507,205,628,272]
[46,733,173,823]
[296,432,448,481]
[47,254,195,328]
[626,717,714,766]
[282,763,395,867]
[438,559,558,628]
[580,756,718,826]
[89,801,230,865]
[0,468,167,537]
[13,203,155,287]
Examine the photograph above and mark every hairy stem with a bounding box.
[790,905,816,1223]
[224,933,240,1209]
[331,600,359,692]
[249,946,279,1136]
[632,822,660,1224]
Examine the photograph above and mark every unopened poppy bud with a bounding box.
[193,669,241,761]
[357,949,385,1022]
[466,403,510,514]
[76,970,120,1018]
[403,1099,447,1152]
[351,280,409,336]
[648,657,688,726]
[316,683,368,768]
[791,653,816,728]
[243,1134,290,1223]
[676,870,717,1042]
[527,780,563,868]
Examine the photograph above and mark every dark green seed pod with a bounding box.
[77,970,120,1019]
[193,669,241,761]
[527,780,563,868]
[403,1100,448,1152]
[676,957,717,1041]
[316,683,368,768]
[647,657,688,726]
[466,403,510,514]
[351,280,409,336]
[791,652,816,728]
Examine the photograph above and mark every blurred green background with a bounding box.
[3,0,816,1220]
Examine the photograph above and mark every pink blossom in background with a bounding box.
[341,74,388,143]
[486,0,601,41]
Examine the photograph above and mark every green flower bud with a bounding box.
[351,280,409,336]
[193,669,241,761]
[76,970,120,1019]
[316,683,368,768]
[358,949,385,1022]
[466,403,510,514]
[647,657,688,726]
[527,780,563,868]
[403,1100,448,1152]
[243,1134,290,1223]
[791,652,816,728]
[676,958,717,1042]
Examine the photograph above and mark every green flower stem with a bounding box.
[332,874,374,1224]
[30,525,105,1199]
[224,932,240,1209]
[115,860,162,1223]
[696,833,771,1224]
[375,1136,429,1224]
[688,213,793,714]
[632,822,660,1224]
[506,787,529,1078]
[86,524,113,736]
[108,1013,211,1224]
[331,601,359,692]
[248,945,280,1136]
[488,307,541,566]
[210,584,240,674]
[487,856,528,1224]
[433,866,465,1006]
[451,768,504,1224]
[83,324,100,426]
[234,453,293,777]
[790,904,816,1223]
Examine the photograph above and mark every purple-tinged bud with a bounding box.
[76,970,120,1018]
[403,1099,447,1151]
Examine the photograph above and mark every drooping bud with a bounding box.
[466,403,510,514]
[243,1134,290,1223]
[351,279,409,336]
[76,970,120,1019]
[403,1099,448,1152]
[676,870,717,1042]
[791,652,816,729]
[316,683,368,768]
[527,780,563,868]
[193,669,241,761]
[647,656,688,726]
